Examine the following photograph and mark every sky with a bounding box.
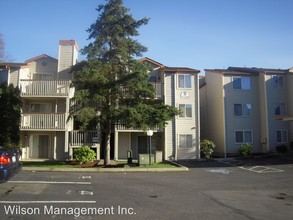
[1,0,293,74]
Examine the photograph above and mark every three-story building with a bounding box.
[115,58,201,161]
[201,67,293,156]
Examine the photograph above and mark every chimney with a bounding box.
[58,40,78,79]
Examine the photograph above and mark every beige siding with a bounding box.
[223,75,262,154]
[205,71,226,156]
[200,83,207,138]
[173,73,199,159]
[266,74,289,151]
[28,57,58,77]
[287,74,293,142]
[164,73,175,160]
[258,73,269,152]
[9,68,19,87]
[58,44,78,80]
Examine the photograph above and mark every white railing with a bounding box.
[20,113,66,130]
[151,82,164,99]
[19,79,71,96]
[119,83,163,99]
[69,130,99,146]
[115,122,161,131]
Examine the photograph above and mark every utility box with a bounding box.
[139,154,154,165]
[155,151,163,163]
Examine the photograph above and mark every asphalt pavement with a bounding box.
[0,154,292,220]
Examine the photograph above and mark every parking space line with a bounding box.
[8,181,91,185]
[0,201,96,204]
[215,159,285,173]
[239,166,284,173]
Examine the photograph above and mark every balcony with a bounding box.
[69,130,99,147]
[19,79,71,97]
[20,113,66,130]
[120,82,163,99]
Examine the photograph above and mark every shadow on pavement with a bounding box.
[177,153,293,168]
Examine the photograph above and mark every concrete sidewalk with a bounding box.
[22,166,188,172]
[21,160,188,173]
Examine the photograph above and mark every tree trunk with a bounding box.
[104,128,111,166]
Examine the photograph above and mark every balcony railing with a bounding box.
[151,82,164,99]
[19,79,71,96]
[69,130,99,146]
[115,121,162,132]
[20,113,66,130]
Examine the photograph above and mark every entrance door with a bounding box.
[138,136,148,154]
[30,135,50,158]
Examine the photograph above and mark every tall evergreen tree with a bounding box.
[0,84,21,147]
[70,0,178,166]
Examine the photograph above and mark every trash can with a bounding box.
[127,150,132,164]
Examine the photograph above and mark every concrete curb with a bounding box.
[22,165,189,173]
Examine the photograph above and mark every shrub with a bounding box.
[74,146,96,164]
[200,139,216,159]
[275,145,288,153]
[239,144,253,157]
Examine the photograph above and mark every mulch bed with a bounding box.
[67,160,124,168]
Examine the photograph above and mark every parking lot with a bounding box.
[0,154,293,220]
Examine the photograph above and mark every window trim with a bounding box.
[234,103,252,117]
[276,130,288,143]
[178,104,192,118]
[272,75,285,89]
[178,134,193,149]
[274,103,286,116]
[232,76,251,90]
[234,130,253,144]
[178,74,192,89]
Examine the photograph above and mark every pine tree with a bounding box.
[0,84,21,147]
[70,0,178,166]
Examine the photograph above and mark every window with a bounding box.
[0,69,8,84]
[272,75,284,89]
[179,104,192,118]
[32,73,53,80]
[232,77,250,90]
[276,130,288,143]
[235,130,253,143]
[234,104,252,117]
[30,103,52,113]
[178,74,191,88]
[148,76,157,82]
[179,135,192,148]
[274,103,286,116]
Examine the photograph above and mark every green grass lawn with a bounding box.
[21,161,73,168]
[138,161,177,168]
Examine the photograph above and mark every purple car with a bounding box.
[0,146,22,183]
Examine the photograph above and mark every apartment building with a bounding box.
[1,45,201,161]
[201,67,293,157]
[115,58,201,161]
[0,40,99,160]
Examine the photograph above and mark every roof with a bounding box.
[25,54,57,63]
[0,62,28,68]
[228,67,288,75]
[163,66,200,74]
[205,67,289,76]
[138,57,164,68]
[59,40,79,50]
[139,57,200,73]
[205,69,257,76]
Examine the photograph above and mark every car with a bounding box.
[0,146,22,183]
